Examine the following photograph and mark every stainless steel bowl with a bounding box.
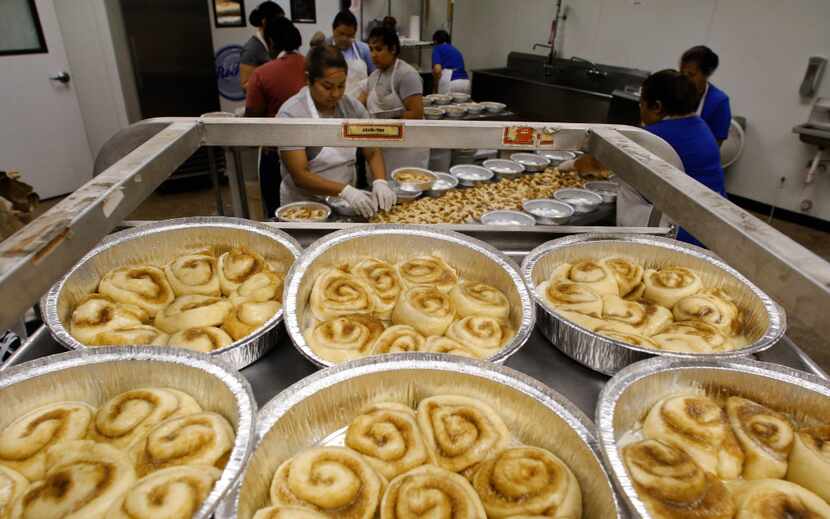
[283,225,535,368]
[451,92,471,103]
[424,172,459,197]
[537,150,577,166]
[423,106,444,120]
[43,217,303,370]
[450,164,494,186]
[521,233,787,375]
[426,93,453,105]
[481,101,507,113]
[391,167,437,192]
[423,95,435,106]
[1,346,256,519]
[585,181,618,203]
[511,152,551,172]
[596,357,830,519]
[554,188,603,213]
[480,210,537,226]
[444,105,467,119]
[217,354,623,519]
[522,199,575,225]
[459,102,484,114]
[275,201,331,222]
[483,158,525,179]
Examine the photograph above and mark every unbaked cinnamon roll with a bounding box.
[223,300,281,340]
[309,268,375,322]
[380,465,485,519]
[269,447,383,519]
[99,265,175,316]
[554,309,606,332]
[726,396,794,479]
[0,465,27,519]
[673,288,742,336]
[537,280,603,318]
[726,479,830,518]
[229,271,284,306]
[422,336,482,359]
[168,326,234,352]
[786,425,830,503]
[449,281,510,320]
[352,258,402,320]
[164,252,221,297]
[643,393,744,479]
[130,412,235,476]
[445,316,514,351]
[345,403,430,479]
[642,267,703,308]
[304,314,385,362]
[622,439,735,519]
[91,325,170,347]
[88,387,202,450]
[551,260,619,296]
[651,321,731,353]
[218,247,268,296]
[391,286,456,336]
[0,401,95,481]
[253,507,328,519]
[154,295,233,334]
[417,395,511,473]
[396,256,458,293]
[595,327,660,349]
[107,465,222,519]
[471,447,582,518]
[70,294,148,344]
[625,282,647,301]
[13,440,137,519]
[600,294,673,336]
[602,256,644,298]
[370,325,425,354]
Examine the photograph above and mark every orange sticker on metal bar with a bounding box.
[342,122,404,140]
[502,126,535,146]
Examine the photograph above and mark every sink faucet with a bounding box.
[571,56,607,79]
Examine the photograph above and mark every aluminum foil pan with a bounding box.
[43,217,303,370]
[596,356,830,518]
[459,102,484,114]
[423,106,444,119]
[426,93,453,105]
[217,354,623,519]
[523,199,575,225]
[511,152,551,172]
[451,92,471,103]
[275,201,330,222]
[585,180,619,203]
[283,225,535,367]
[0,346,256,519]
[521,234,787,375]
[425,172,459,197]
[444,105,467,119]
[481,101,506,113]
[537,150,577,166]
[554,188,603,213]
[391,167,437,192]
[480,210,536,226]
[450,164,494,186]
[483,158,525,179]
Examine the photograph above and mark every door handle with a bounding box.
[49,72,71,84]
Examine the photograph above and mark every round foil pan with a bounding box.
[585,180,618,203]
[450,164,494,186]
[283,225,535,367]
[480,209,536,226]
[216,353,623,519]
[481,101,506,113]
[0,346,256,519]
[554,187,603,213]
[523,198,574,225]
[43,217,303,370]
[423,106,444,119]
[537,149,577,166]
[483,158,525,179]
[511,152,551,172]
[391,167,437,192]
[596,356,830,518]
[275,201,331,222]
[521,233,787,375]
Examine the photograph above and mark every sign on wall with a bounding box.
[213,0,246,28]
[215,45,245,101]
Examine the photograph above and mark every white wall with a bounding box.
[453,0,830,222]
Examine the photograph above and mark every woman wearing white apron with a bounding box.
[358,26,430,173]
[431,30,471,95]
[277,46,396,217]
[330,10,372,98]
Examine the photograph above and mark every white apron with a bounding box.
[367,59,430,173]
[437,68,471,95]
[279,88,357,204]
[344,42,368,99]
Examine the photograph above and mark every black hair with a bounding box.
[432,30,451,45]
[306,45,348,83]
[249,1,285,28]
[382,16,397,30]
[332,10,358,30]
[641,69,699,116]
[681,45,719,76]
[264,16,301,54]
[368,26,400,56]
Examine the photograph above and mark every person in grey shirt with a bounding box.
[240,1,284,93]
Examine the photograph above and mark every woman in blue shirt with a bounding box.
[680,46,732,146]
[431,30,470,94]
[640,69,726,246]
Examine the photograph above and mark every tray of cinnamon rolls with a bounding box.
[216,353,624,518]
[42,217,303,370]
[522,234,786,374]
[597,356,830,518]
[282,225,535,366]
[0,346,256,519]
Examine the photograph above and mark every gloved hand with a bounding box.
[372,179,397,211]
[339,185,378,218]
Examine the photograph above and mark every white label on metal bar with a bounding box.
[342,122,404,141]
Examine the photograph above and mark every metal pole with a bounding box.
[231,148,251,219]
[207,146,225,216]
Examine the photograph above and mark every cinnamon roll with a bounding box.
[164,252,220,297]
[304,314,385,363]
[673,288,742,337]
[345,403,430,479]
[370,325,425,354]
[651,321,731,353]
[0,401,95,481]
[551,260,619,296]
[229,271,284,306]
[253,507,328,519]
[154,295,233,334]
[726,396,794,480]
[595,328,660,349]
[449,281,510,320]
[622,439,735,519]
[625,282,647,302]
[380,465,485,519]
[643,393,744,479]
[396,256,458,293]
[786,425,830,503]
[391,287,456,337]
[537,280,603,318]
[600,294,673,336]
[107,465,222,519]
[0,465,27,519]
[309,268,375,322]
[218,247,268,296]
[471,447,582,519]
[168,326,234,352]
[99,265,175,316]
[13,440,136,519]
[223,300,281,341]
[422,336,482,359]
[554,310,606,332]
[417,395,511,473]
[70,294,148,344]
[352,258,402,320]
[642,267,703,308]
[130,412,235,476]
[269,447,383,519]
[91,325,169,347]
[602,256,644,298]
[726,479,830,518]
[445,316,514,351]
[88,387,202,450]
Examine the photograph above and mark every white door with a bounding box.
[0,0,93,198]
